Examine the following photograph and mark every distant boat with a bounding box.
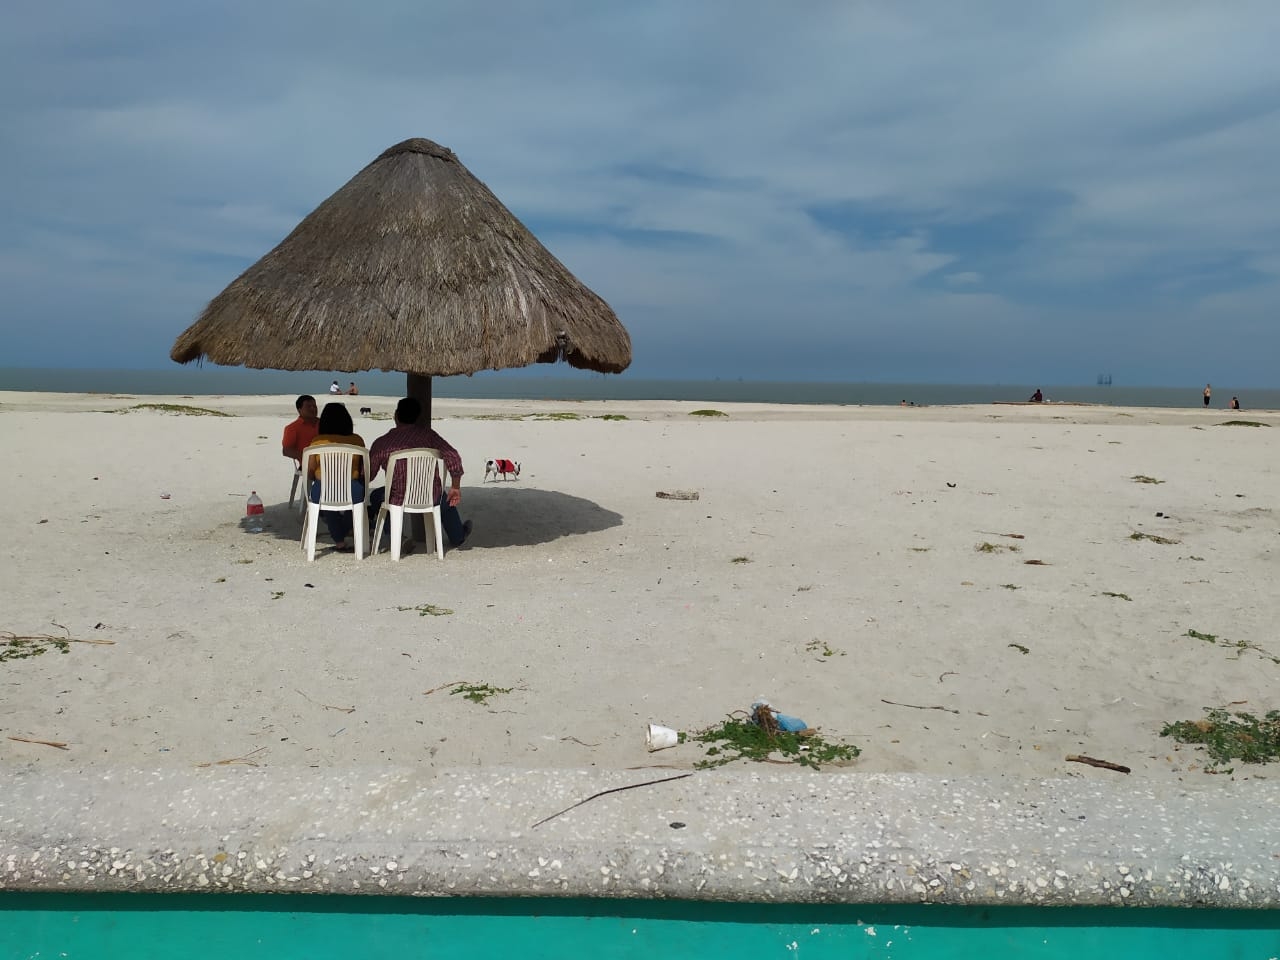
[1097,373,1112,386]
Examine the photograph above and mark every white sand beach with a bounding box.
[2,391,1277,782]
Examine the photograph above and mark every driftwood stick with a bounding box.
[195,747,268,768]
[7,736,69,750]
[1066,754,1131,774]
[532,772,694,828]
[295,688,356,713]
[655,490,699,501]
[881,698,961,715]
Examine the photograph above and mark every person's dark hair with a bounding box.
[395,397,421,424]
[318,402,354,435]
[295,394,315,412]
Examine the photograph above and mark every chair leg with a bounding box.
[289,470,300,508]
[432,509,444,560]
[303,504,320,562]
[353,506,367,561]
[389,507,404,561]
[372,507,387,555]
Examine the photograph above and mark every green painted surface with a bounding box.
[3,893,1279,958]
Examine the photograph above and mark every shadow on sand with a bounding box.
[250,486,622,550]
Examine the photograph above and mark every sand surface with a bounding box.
[2,391,1277,782]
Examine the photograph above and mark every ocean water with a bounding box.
[1,367,1277,410]
[4,893,1279,959]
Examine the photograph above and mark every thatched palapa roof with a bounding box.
[171,138,630,376]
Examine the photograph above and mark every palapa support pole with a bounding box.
[405,373,433,543]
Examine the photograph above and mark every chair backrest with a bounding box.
[303,443,368,508]
[386,448,445,509]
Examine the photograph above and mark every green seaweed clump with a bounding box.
[1161,707,1280,772]
[692,713,859,770]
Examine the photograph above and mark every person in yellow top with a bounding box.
[307,402,366,552]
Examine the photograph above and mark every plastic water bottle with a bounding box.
[245,491,264,533]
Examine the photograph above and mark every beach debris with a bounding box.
[1130,475,1164,484]
[1023,559,1050,565]
[1130,531,1180,545]
[1161,707,1280,772]
[730,555,751,564]
[752,700,808,732]
[1,628,115,663]
[1008,643,1030,655]
[656,490,700,500]
[195,746,268,768]
[881,698,961,715]
[531,772,693,828]
[688,409,726,417]
[295,688,355,714]
[946,482,956,488]
[976,541,1020,553]
[979,531,1025,540]
[692,708,858,769]
[396,603,454,616]
[1066,754,1131,774]
[1184,630,1280,665]
[423,680,514,704]
[1100,591,1132,601]
[7,736,69,751]
[805,639,844,660]
[645,723,682,751]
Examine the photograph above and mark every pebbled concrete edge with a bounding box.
[2,767,1278,908]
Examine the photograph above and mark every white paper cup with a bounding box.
[645,723,679,751]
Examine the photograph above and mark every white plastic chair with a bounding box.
[288,463,305,518]
[371,448,447,561]
[300,443,370,561]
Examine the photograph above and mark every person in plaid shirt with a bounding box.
[367,397,472,549]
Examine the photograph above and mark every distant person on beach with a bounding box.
[367,397,471,550]
[306,402,366,552]
[1230,396,1241,410]
[1030,388,1044,403]
[329,380,342,395]
[347,381,359,396]
[1203,384,1212,407]
[282,394,319,463]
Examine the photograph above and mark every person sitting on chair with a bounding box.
[367,397,471,550]
[306,402,366,553]
[282,394,319,464]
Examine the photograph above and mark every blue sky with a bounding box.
[2,2,1278,385]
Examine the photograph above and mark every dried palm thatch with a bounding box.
[171,138,630,376]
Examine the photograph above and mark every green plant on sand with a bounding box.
[689,409,726,417]
[114,403,232,417]
[692,706,859,770]
[448,682,513,704]
[1218,420,1269,428]
[1130,475,1164,484]
[396,603,454,617]
[976,541,1019,553]
[1130,531,1179,544]
[1161,707,1280,773]
[1185,629,1280,665]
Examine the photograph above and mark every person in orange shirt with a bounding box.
[282,395,320,463]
